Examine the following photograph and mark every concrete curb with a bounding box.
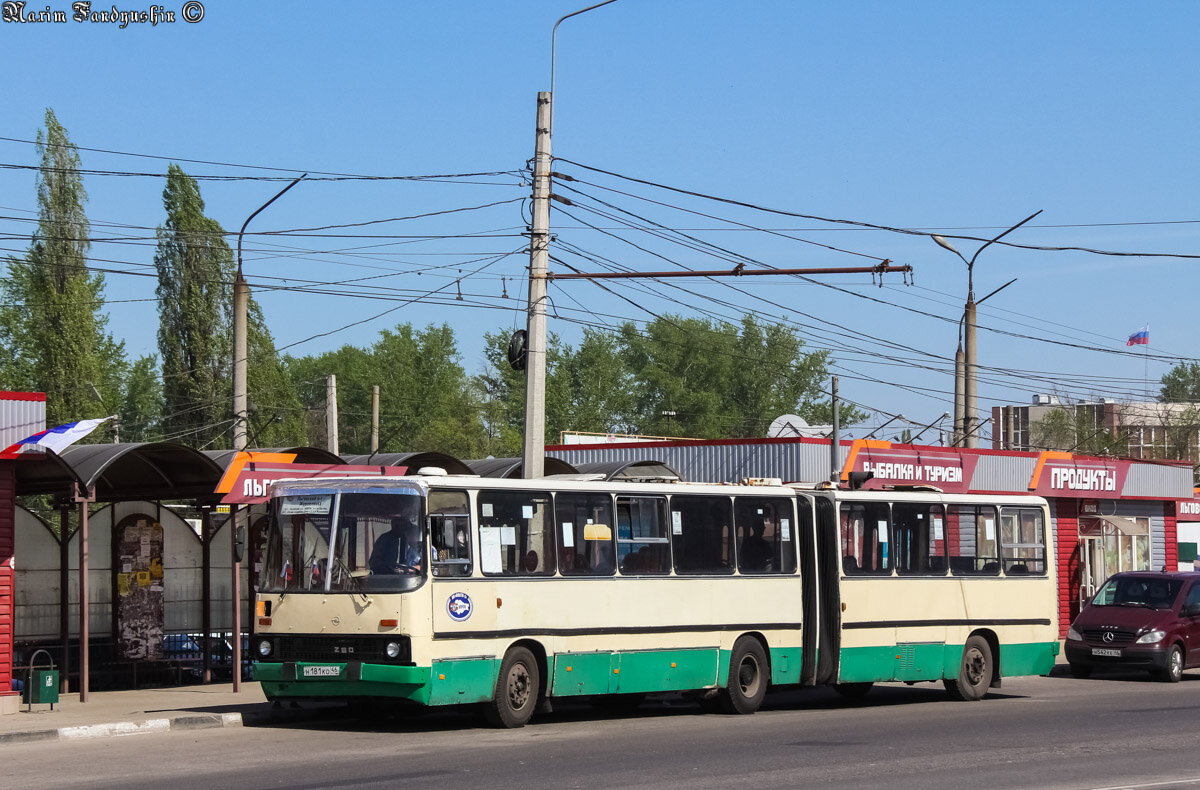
[0,707,335,744]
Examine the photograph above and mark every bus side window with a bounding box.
[616,496,669,574]
[555,492,615,576]
[947,504,1000,575]
[478,490,555,577]
[734,497,797,574]
[429,490,471,577]
[999,506,1046,574]
[894,503,946,575]
[671,495,734,575]
[840,502,891,575]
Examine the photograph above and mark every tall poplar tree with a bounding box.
[0,108,126,424]
[154,164,234,447]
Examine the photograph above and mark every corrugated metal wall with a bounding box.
[551,441,846,484]
[1123,463,1194,499]
[0,394,45,447]
[971,454,1037,493]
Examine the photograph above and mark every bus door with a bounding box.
[799,495,841,686]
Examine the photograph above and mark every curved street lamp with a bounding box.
[932,210,1041,448]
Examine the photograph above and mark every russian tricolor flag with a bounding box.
[1,416,112,455]
[1126,326,1150,346]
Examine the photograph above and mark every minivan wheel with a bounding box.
[1157,644,1184,683]
[1068,662,1092,679]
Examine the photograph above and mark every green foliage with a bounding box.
[1029,407,1125,455]
[1162,363,1200,403]
[0,108,126,426]
[480,314,855,446]
[154,164,234,447]
[245,300,306,447]
[619,314,860,437]
[286,323,489,457]
[119,355,162,442]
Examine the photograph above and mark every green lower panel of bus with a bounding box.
[258,643,805,705]
[837,640,1059,684]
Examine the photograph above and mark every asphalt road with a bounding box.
[7,669,1200,790]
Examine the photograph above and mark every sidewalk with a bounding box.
[0,682,344,744]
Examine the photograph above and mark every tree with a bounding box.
[619,314,860,438]
[1162,363,1200,403]
[481,327,637,452]
[286,323,488,457]
[154,164,234,447]
[0,108,126,424]
[244,300,307,447]
[119,355,162,442]
[1029,406,1125,455]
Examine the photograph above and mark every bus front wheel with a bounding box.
[718,636,768,714]
[944,635,992,701]
[485,646,540,728]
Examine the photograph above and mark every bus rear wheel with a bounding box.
[718,636,768,714]
[944,635,992,701]
[485,646,540,728]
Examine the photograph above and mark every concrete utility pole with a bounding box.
[522,91,552,480]
[326,374,339,454]
[371,385,380,454]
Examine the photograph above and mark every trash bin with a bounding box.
[22,649,59,710]
[24,669,59,705]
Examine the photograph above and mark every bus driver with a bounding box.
[370,503,423,574]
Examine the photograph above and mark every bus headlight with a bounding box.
[385,641,401,659]
[1135,629,1165,644]
[257,638,273,657]
[1066,626,1082,642]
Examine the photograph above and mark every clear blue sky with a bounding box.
[3,1,1197,439]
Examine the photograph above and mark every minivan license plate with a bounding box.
[1091,648,1120,658]
[302,665,341,677]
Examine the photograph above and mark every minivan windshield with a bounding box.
[1092,576,1183,610]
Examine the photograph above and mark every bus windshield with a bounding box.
[261,488,426,594]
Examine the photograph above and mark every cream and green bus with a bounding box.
[252,472,1058,727]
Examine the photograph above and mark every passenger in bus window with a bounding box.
[739,519,774,573]
[369,504,422,574]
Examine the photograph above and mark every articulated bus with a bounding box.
[252,472,1058,727]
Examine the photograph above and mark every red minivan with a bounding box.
[1065,571,1200,682]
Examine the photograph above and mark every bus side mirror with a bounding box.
[234,524,246,563]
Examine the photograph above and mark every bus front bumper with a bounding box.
[255,661,432,701]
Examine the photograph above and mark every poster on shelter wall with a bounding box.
[115,515,164,661]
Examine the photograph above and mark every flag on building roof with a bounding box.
[1,416,112,455]
[1126,326,1149,346]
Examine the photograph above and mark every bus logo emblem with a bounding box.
[447,592,472,622]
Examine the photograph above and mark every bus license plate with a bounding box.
[302,665,341,677]
[1091,648,1120,658]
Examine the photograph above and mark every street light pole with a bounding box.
[522,0,619,480]
[230,173,303,693]
[932,210,1040,448]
